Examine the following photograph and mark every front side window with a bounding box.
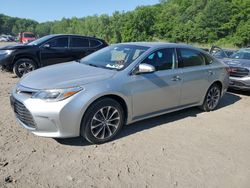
[179,49,206,68]
[141,48,176,71]
[80,44,149,70]
[71,37,89,48]
[47,37,68,48]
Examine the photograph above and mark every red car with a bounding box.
[19,32,36,43]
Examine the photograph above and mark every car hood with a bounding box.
[19,62,116,90]
[222,58,250,69]
[0,44,37,50]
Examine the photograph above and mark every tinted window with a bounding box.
[142,48,176,71]
[71,37,89,48]
[179,49,206,68]
[47,37,68,48]
[90,39,101,47]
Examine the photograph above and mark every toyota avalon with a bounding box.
[10,43,229,144]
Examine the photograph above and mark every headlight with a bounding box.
[0,50,14,56]
[32,86,83,101]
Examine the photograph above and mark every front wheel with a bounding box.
[13,58,37,77]
[81,98,125,144]
[201,84,221,112]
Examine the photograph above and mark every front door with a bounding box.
[128,48,182,120]
[40,36,71,66]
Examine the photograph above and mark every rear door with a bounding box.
[89,38,106,53]
[40,36,71,66]
[177,48,211,106]
[69,36,90,60]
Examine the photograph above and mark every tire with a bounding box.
[13,58,37,77]
[81,98,125,144]
[201,84,221,112]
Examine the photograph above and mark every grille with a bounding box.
[14,100,36,128]
[230,67,249,78]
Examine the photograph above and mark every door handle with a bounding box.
[171,75,181,81]
[208,70,214,76]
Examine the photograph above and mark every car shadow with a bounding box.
[55,92,241,146]
[228,88,250,96]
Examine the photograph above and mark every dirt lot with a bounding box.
[0,63,250,187]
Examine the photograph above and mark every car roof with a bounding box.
[47,34,102,40]
[118,42,199,50]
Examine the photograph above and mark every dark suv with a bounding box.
[0,34,108,77]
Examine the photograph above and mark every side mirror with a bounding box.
[43,43,50,49]
[135,63,155,74]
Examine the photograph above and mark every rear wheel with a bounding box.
[201,84,221,112]
[81,98,124,144]
[13,58,37,77]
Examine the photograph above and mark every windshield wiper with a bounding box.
[86,63,100,68]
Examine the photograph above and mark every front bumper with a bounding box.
[229,76,250,91]
[10,87,89,138]
[0,54,14,70]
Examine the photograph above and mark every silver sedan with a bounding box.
[10,43,229,144]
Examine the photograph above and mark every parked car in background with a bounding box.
[18,32,36,43]
[10,42,229,144]
[0,36,8,42]
[0,34,108,77]
[210,46,236,59]
[210,46,250,90]
[0,34,15,42]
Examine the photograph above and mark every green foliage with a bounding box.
[0,0,249,47]
[0,14,38,35]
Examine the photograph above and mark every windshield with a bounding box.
[24,33,35,38]
[230,49,250,60]
[27,35,54,46]
[80,44,149,70]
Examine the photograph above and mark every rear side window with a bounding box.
[141,48,176,71]
[47,37,68,48]
[71,37,89,48]
[179,49,206,68]
[90,39,101,47]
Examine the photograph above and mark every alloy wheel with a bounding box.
[90,106,121,140]
[206,86,220,110]
[18,62,35,75]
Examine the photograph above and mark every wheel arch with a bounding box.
[79,93,130,134]
[12,55,39,69]
[211,80,223,94]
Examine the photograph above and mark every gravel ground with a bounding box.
[0,54,250,187]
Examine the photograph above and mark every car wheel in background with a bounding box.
[81,98,125,144]
[13,58,37,77]
[201,83,221,112]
